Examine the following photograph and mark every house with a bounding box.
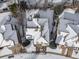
[52,0,68,5]
[4,24,18,43]
[56,8,79,48]
[55,8,79,57]
[11,0,79,7]
[15,0,69,8]
[25,9,54,41]
[0,12,18,48]
[25,13,49,45]
[67,0,79,4]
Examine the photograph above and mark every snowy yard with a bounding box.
[0,41,79,59]
[0,53,72,59]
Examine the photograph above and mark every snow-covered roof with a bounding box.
[4,24,13,40]
[58,8,79,33]
[26,9,39,18]
[53,0,63,3]
[0,25,18,47]
[0,3,8,10]
[57,8,79,47]
[68,24,79,34]
[63,12,79,23]
[59,18,71,32]
[25,9,51,42]
[35,18,49,42]
[59,8,76,18]
[26,17,49,44]
[36,37,48,44]
[60,20,79,37]
[27,20,38,28]
[52,0,68,5]
[0,25,6,33]
[4,24,18,41]
[38,9,53,33]
[0,12,11,26]
[0,11,18,48]
[65,24,78,41]
[23,0,68,6]
[26,9,53,34]
[0,33,14,47]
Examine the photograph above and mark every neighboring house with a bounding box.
[8,0,79,6]
[8,0,18,4]
[67,0,79,4]
[25,9,54,41]
[4,24,18,43]
[0,12,18,47]
[25,11,50,45]
[52,0,68,5]
[64,0,79,7]
[15,0,69,7]
[56,8,79,48]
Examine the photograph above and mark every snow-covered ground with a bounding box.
[26,41,79,59]
[0,53,73,59]
[0,41,79,59]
